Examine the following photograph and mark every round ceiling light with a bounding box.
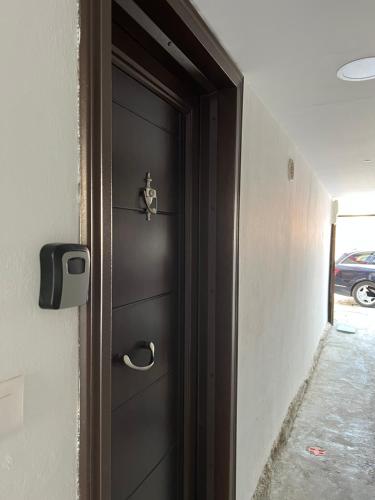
[337,57,375,81]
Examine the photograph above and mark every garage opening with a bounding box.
[333,193,375,333]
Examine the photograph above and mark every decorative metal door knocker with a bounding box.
[142,172,157,221]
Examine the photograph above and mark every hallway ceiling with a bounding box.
[191,0,375,197]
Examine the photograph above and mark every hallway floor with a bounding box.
[268,301,375,500]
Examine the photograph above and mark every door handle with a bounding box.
[143,172,157,221]
[123,342,155,371]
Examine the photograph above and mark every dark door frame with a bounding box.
[79,1,243,499]
[328,223,337,324]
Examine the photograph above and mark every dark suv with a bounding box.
[335,251,375,307]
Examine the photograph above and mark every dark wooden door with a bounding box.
[111,64,183,499]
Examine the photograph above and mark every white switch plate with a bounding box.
[0,376,24,436]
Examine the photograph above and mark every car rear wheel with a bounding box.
[353,281,375,308]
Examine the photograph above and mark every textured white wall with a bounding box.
[0,2,79,499]
[237,80,332,499]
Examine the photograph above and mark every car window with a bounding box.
[342,252,375,265]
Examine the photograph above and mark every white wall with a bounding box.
[237,80,332,499]
[0,2,79,499]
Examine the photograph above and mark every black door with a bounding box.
[111,65,183,499]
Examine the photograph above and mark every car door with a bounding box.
[338,251,375,288]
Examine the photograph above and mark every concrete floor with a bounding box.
[268,298,375,500]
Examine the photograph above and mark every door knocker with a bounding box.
[142,172,157,221]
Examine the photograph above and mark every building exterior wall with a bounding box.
[0,2,79,499]
[237,80,332,499]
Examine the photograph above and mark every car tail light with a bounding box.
[334,267,340,276]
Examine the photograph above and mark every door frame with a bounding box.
[79,1,243,499]
[328,223,337,324]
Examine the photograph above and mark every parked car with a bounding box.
[335,251,375,307]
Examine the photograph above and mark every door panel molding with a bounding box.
[79,1,243,499]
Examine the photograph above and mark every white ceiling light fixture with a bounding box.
[337,57,375,81]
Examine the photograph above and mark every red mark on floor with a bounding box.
[307,447,326,456]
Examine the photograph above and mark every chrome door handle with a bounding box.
[123,342,155,371]
[143,172,157,221]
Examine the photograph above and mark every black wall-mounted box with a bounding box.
[39,243,90,309]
